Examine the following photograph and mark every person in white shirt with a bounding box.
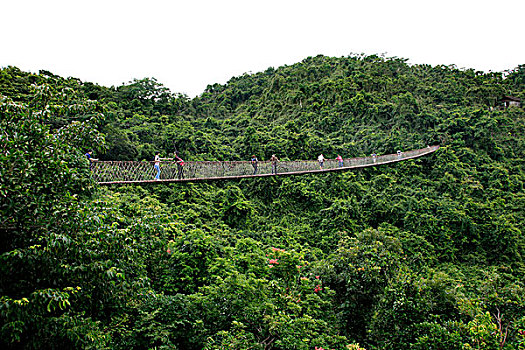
[318,154,325,169]
[154,152,173,180]
[154,152,161,179]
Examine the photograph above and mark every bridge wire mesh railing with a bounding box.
[93,146,439,184]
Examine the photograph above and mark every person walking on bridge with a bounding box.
[318,154,325,170]
[270,154,279,174]
[154,152,173,180]
[336,154,343,167]
[85,150,98,171]
[154,152,161,180]
[251,155,258,175]
[175,153,185,179]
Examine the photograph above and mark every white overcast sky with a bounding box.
[1,0,523,97]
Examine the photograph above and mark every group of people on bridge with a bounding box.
[154,152,185,180]
[249,153,343,176]
[250,154,280,175]
[85,149,405,181]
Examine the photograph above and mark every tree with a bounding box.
[0,86,108,348]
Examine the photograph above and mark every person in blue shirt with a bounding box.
[85,150,98,170]
[251,155,258,175]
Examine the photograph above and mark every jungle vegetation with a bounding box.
[1,54,524,349]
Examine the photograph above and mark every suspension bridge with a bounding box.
[93,146,439,185]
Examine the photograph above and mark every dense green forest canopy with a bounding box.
[1,54,524,349]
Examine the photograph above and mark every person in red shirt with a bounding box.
[175,153,185,179]
[336,154,343,167]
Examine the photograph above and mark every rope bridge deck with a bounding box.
[94,146,439,185]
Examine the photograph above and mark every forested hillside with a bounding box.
[1,55,524,349]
